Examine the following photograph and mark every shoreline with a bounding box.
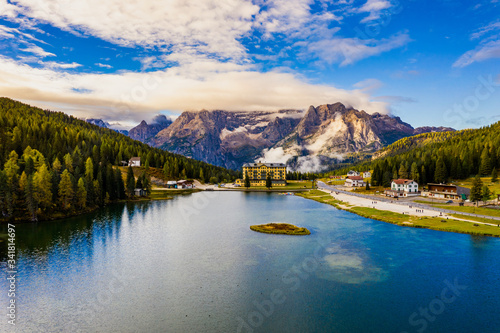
[295,190,500,238]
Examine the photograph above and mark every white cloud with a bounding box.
[0,56,390,126]
[307,32,411,66]
[95,63,112,69]
[19,45,55,58]
[6,0,260,60]
[358,0,392,23]
[43,61,82,69]
[0,0,19,18]
[453,40,500,67]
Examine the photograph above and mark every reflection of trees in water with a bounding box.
[0,202,133,261]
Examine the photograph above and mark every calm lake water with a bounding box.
[1,191,500,333]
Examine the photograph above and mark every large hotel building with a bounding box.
[239,162,287,187]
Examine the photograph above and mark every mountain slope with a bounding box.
[148,103,452,171]
[128,114,173,142]
[150,109,302,170]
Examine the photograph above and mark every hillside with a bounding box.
[0,98,238,221]
[329,122,500,187]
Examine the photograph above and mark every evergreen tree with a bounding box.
[4,151,20,217]
[491,168,498,183]
[58,169,74,210]
[76,177,87,209]
[365,181,370,191]
[19,171,37,221]
[115,168,125,199]
[410,162,419,183]
[126,166,135,197]
[244,174,250,188]
[399,163,409,179]
[482,185,492,202]
[382,171,392,187]
[33,164,53,210]
[479,148,492,176]
[266,173,272,189]
[434,157,447,184]
[470,175,483,203]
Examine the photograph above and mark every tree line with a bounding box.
[0,98,239,221]
[326,122,500,188]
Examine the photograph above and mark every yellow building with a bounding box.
[240,162,287,187]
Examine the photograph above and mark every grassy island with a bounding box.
[250,223,310,235]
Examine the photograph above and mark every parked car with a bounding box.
[446,200,453,203]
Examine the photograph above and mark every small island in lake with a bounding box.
[250,223,310,235]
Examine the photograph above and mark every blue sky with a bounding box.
[0,0,499,130]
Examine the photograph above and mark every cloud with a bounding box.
[0,56,390,126]
[5,0,260,60]
[454,20,500,67]
[19,45,55,58]
[95,63,112,69]
[44,61,82,69]
[357,0,392,23]
[453,39,500,68]
[307,32,411,66]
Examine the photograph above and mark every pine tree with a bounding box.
[479,148,492,176]
[4,151,20,216]
[58,169,74,210]
[19,171,37,221]
[266,172,272,189]
[115,168,125,199]
[470,175,483,203]
[434,157,447,184]
[491,168,498,183]
[126,166,135,197]
[244,173,250,188]
[399,163,409,179]
[410,162,419,183]
[365,181,370,191]
[33,164,53,210]
[482,185,492,202]
[76,177,87,209]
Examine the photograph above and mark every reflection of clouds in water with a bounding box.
[316,245,388,284]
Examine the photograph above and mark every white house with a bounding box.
[362,171,371,178]
[166,180,177,188]
[344,176,366,187]
[177,180,194,189]
[128,157,141,167]
[385,179,419,197]
[347,170,360,177]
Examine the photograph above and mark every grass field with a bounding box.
[296,190,500,238]
[413,200,500,218]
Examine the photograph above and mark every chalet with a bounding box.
[177,180,194,189]
[422,184,471,201]
[347,170,360,177]
[166,181,177,188]
[128,157,141,167]
[384,179,419,197]
[329,175,345,179]
[344,176,366,187]
[362,171,371,178]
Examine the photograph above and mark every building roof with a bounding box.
[347,176,364,180]
[129,157,141,161]
[392,179,416,185]
[243,162,286,167]
[166,181,177,185]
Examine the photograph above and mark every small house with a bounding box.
[347,170,360,177]
[344,176,366,187]
[362,171,371,178]
[385,179,419,197]
[166,181,177,189]
[177,180,194,189]
[422,184,470,200]
[128,157,141,167]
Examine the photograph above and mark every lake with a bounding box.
[1,191,500,333]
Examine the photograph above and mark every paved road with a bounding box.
[317,181,500,222]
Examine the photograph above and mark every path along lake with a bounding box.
[1,191,500,333]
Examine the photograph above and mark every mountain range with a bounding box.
[90,102,454,171]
